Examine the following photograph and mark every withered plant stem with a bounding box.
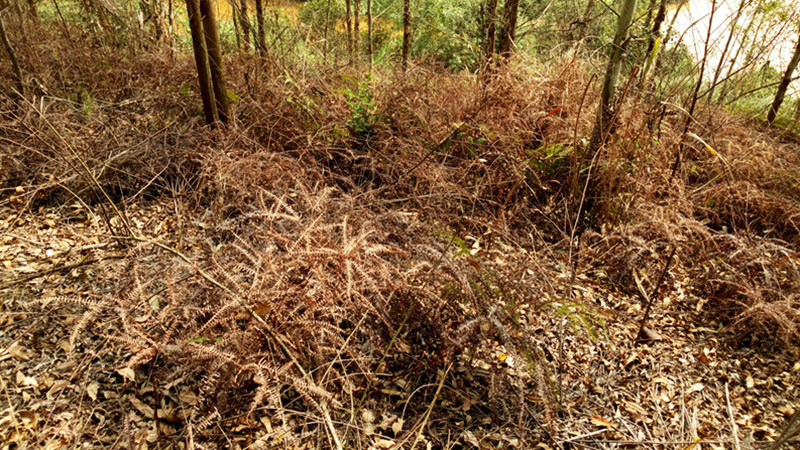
[634,246,676,344]
[409,363,451,450]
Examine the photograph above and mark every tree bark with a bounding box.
[484,0,498,64]
[150,0,165,43]
[199,0,229,123]
[497,0,519,57]
[366,0,372,66]
[0,12,23,97]
[573,0,594,43]
[254,0,267,57]
[231,0,241,49]
[588,0,638,152]
[238,0,252,50]
[185,0,217,125]
[353,0,359,66]
[323,0,331,62]
[645,0,667,57]
[767,34,800,125]
[402,0,410,70]
[26,0,39,23]
[345,0,353,64]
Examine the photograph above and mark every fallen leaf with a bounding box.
[46,380,69,400]
[259,416,273,433]
[178,389,197,405]
[590,416,618,428]
[19,410,37,429]
[777,404,796,416]
[391,418,404,435]
[86,382,99,401]
[687,383,704,394]
[117,367,135,383]
[130,396,154,419]
[637,327,663,342]
[463,430,480,447]
[682,436,702,450]
[374,438,395,449]
[16,371,38,388]
[7,343,29,361]
[361,409,375,424]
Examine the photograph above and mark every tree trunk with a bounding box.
[767,35,800,125]
[497,0,519,58]
[402,0,409,69]
[26,0,39,23]
[254,0,267,57]
[645,0,667,57]
[366,0,372,66]
[231,0,241,49]
[345,0,353,64]
[794,96,800,122]
[0,12,23,97]
[353,0,359,66]
[238,0,252,50]
[573,0,594,43]
[168,0,174,48]
[185,0,217,125]
[484,0,498,64]
[588,0,638,152]
[323,0,331,62]
[151,0,164,43]
[199,0,229,123]
[643,0,656,30]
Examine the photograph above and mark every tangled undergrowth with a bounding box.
[2,19,800,448]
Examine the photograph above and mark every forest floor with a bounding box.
[2,28,800,449]
[2,200,799,449]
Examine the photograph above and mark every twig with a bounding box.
[18,95,133,237]
[767,408,800,450]
[409,363,452,450]
[562,429,609,443]
[342,304,414,447]
[634,245,677,344]
[0,256,122,290]
[725,382,741,450]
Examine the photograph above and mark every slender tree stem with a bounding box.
[0,12,24,98]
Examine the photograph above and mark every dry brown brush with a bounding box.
[3,25,800,446]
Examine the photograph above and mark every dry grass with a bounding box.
[1,18,800,447]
